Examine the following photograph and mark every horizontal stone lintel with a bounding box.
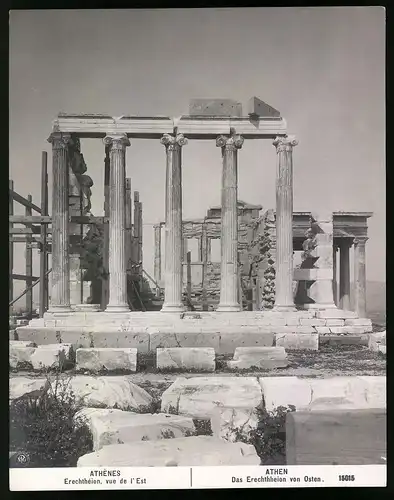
[53,115,287,138]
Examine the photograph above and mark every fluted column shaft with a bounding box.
[216,134,244,312]
[333,244,338,305]
[153,223,162,297]
[104,134,130,312]
[47,132,72,311]
[354,237,368,317]
[273,135,298,310]
[161,133,187,312]
[339,239,352,310]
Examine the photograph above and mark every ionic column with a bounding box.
[104,134,130,312]
[354,236,368,318]
[47,132,72,312]
[216,134,244,312]
[332,243,338,306]
[161,133,187,312]
[339,238,352,310]
[153,223,162,297]
[273,135,298,311]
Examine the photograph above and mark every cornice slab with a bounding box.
[53,114,174,138]
[52,113,288,139]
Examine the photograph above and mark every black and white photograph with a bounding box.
[9,7,386,490]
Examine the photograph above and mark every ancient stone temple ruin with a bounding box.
[17,98,373,353]
[154,202,371,318]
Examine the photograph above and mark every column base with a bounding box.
[216,304,242,312]
[161,303,185,313]
[105,304,130,313]
[303,302,337,310]
[339,298,351,311]
[47,305,72,313]
[273,304,297,313]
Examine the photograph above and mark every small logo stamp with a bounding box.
[14,452,30,465]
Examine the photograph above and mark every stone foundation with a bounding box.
[16,310,373,353]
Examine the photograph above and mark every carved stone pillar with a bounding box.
[201,222,209,311]
[332,243,338,306]
[153,223,162,297]
[216,134,244,312]
[354,236,368,317]
[104,134,130,312]
[273,135,298,311]
[339,238,352,310]
[161,133,187,312]
[47,132,72,312]
[101,145,110,310]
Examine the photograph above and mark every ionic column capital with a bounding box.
[340,238,354,249]
[354,236,368,246]
[273,135,298,153]
[216,134,244,150]
[103,133,131,150]
[47,132,72,150]
[160,133,188,149]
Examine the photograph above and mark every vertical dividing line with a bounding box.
[9,179,14,316]
[25,195,33,317]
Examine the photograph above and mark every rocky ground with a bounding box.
[10,344,386,403]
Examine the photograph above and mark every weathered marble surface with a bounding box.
[156,347,215,372]
[77,435,260,467]
[227,346,288,370]
[76,348,137,372]
[161,376,262,418]
[75,408,195,450]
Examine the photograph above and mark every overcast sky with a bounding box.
[9,7,385,306]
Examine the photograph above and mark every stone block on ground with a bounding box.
[77,435,260,467]
[161,376,262,419]
[9,345,36,369]
[57,376,153,411]
[259,376,312,412]
[75,408,195,450]
[324,335,369,346]
[30,343,73,370]
[156,347,215,372]
[76,348,137,372]
[9,377,49,401]
[357,376,386,408]
[309,376,386,409]
[227,347,289,370]
[10,340,36,347]
[189,98,242,117]
[368,331,386,352]
[298,397,366,411]
[378,345,386,355]
[275,333,319,351]
[286,409,386,465]
[211,405,258,442]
